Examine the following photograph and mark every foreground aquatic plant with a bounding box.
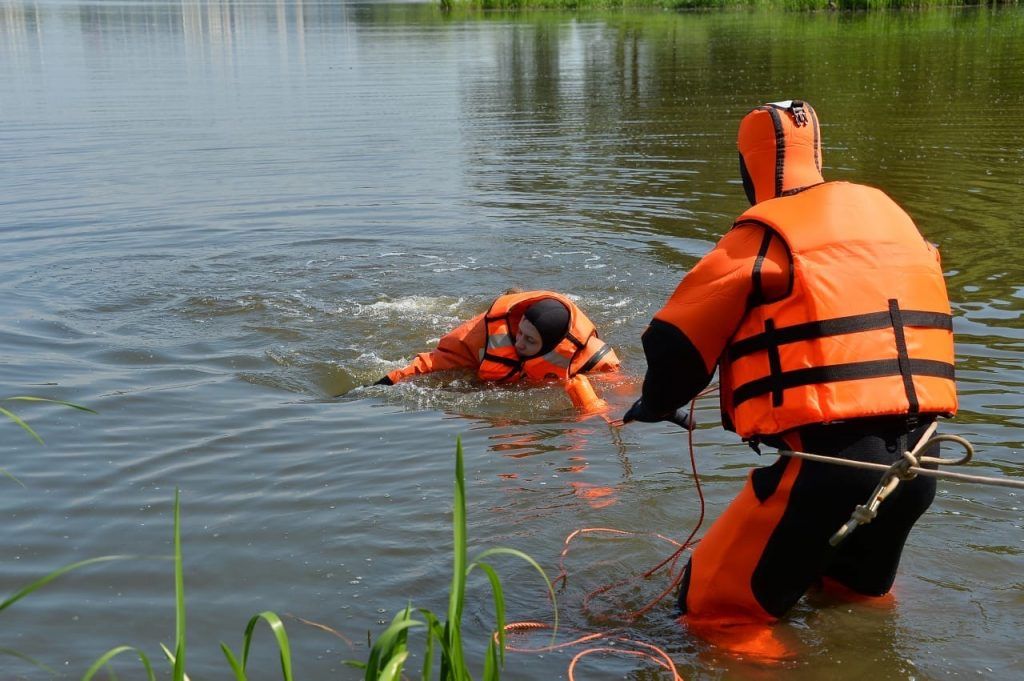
[1,395,96,446]
[1,395,96,485]
[6,433,545,679]
[351,437,556,680]
[0,555,135,675]
[1,489,294,679]
[82,490,294,681]
[3,395,290,678]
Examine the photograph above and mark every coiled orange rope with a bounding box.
[502,392,712,679]
[498,622,684,681]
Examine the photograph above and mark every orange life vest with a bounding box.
[477,291,614,383]
[719,181,958,438]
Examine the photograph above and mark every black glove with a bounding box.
[666,408,695,431]
[622,398,695,431]
[622,398,661,423]
[373,376,394,386]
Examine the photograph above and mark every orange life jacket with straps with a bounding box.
[477,291,615,383]
[719,181,958,439]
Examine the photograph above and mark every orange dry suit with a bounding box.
[638,100,958,629]
[386,291,619,385]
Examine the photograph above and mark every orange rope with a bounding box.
[575,395,708,624]
[500,390,717,680]
[552,527,683,592]
[499,622,684,681]
[569,646,683,681]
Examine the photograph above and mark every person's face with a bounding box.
[515,318,543,357]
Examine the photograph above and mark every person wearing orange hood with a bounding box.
[375,290,620,390]
[624,101,957,635]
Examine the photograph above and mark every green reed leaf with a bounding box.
[0,555,133,613]
[466,561,506,668]
[483,638,500,681]
[82,645,156,681]
[159,644,192,681]
[355,438,553,680]
[378,650,409,681]
[417,608,442,680]
[0,406,44,444]
[239,611,293,681]
[172,489,186,681]
[363,610,425,681]
[474,546,558,639]
[219,642,247,681]
[445,437,469,676]
[3,396,98,413]
[0,647,57,675]
[0,466,25,488]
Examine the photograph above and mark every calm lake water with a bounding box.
[2,1,1023,678]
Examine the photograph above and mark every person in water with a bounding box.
[375,290,620,387]
[624,101,957,636]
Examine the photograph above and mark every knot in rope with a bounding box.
[896,449,920,481]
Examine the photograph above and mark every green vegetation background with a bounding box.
[444,0,1016,12]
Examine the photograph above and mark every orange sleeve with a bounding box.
[652,224,790,374]
[386,313,487,383]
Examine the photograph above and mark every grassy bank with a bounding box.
[442,0,1016,11]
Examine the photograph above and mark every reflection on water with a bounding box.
[2,1,1024,678]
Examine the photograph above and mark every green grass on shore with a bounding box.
[442,0,1016,12]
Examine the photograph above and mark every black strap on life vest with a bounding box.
[763,318,784,407]
[479,352,521,382]
[733,358,955,407]
[561,327,603,376]
[479,356,524,382]
[728,309,953,360]
[889,299,920,413]
[729,303,954,408]
[481,353,519,368]
[577,341,612,375]
[748,230,774,307]
[481,309,522,381]
[564,330,588,349]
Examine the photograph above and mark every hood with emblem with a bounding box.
[737,100,824,205]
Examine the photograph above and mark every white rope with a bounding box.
[779,449,1024,489]
[772,424,1024,545]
